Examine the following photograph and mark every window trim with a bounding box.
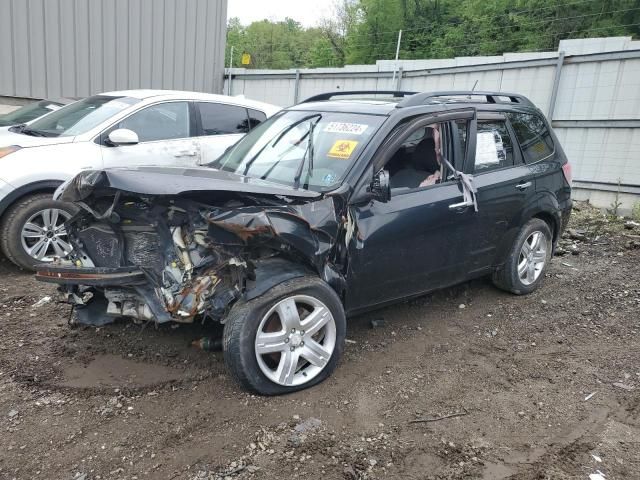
[94,99,193,146]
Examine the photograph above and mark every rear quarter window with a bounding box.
[507,112,554,163]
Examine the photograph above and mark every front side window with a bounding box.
[211,110,385,191]
[506,112,554,163]
[117,102,190,142]
[23,96,140,137]
[387,123,448,191]
[197,103,250,135]
[473,120,514,173]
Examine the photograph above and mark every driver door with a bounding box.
[345,111,478,312]
[99,101,201,168]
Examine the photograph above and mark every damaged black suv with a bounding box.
[38,90,572,395]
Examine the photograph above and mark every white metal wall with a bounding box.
[224,37,640,209]
[0,0,228,98]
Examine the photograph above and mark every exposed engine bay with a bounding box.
[37,169,349,326]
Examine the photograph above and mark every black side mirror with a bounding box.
[369,169,391,202]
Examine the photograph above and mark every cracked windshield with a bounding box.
[211,111,384,191]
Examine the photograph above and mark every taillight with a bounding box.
[562,162,572,186]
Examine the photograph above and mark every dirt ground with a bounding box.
[0,203,639,480]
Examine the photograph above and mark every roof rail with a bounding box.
[301,90,418,103]
[397,91,535,108]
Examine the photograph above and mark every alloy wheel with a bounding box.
[518,231,547,286]
[20,208,73,262]
[254,294,337,387]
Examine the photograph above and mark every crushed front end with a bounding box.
[37,169,345,327]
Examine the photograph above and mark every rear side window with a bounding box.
[248,109,267,130]
[197,103,249,135]
[473,120,514,173]
[506,112,554,163]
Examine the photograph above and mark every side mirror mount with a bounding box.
[108,128,139,146]
[369,169,391,203]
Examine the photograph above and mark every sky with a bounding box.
[227,0,335,27]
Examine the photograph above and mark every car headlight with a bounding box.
[0,145,21,159]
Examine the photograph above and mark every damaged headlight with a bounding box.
[59,170,108,202]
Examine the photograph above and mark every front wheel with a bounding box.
[223,275,346,395]
[0,193,78,271]
[492,218,553,295]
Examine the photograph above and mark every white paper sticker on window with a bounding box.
[475,131,502,166]
[45,104,62,111]
[323,122,368,135]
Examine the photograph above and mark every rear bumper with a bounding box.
[35,265,147,286]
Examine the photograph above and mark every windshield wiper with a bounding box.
[21,126,51,137]
[293,116,320,189]
[242,113,322,177]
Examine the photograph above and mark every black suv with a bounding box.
[37,90,572,395]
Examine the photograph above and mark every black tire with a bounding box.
[0,193,78,271]
[492,218,553,295]
[223,275,346,395]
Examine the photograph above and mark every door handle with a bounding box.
[516,181,532,190]
[174,150,197,157]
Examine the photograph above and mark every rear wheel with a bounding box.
[0,193,77,271]
[492,218,552,295]
[223,275,346,395]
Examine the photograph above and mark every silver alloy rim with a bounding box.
[254,294,336,387]
[20,208,73,262]
[518,231,548,286]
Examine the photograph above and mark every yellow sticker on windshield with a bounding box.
[328,140,358,159]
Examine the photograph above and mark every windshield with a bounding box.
[24,95,140,137]
[211,110,385,191]
[0,100,63,127]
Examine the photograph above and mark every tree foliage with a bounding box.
[226,0,640,69]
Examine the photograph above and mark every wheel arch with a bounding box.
[0,180,64,219]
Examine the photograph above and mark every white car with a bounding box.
[0,90,281,270]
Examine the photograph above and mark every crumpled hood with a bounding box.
[59,166,322,202]
[0,129,74,148]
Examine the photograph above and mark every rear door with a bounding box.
[195,102,264,164]
[345,110,478,311]
[100,101,201,168]
[463,112,536,273]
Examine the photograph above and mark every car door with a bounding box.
[345,110,478,311]
[99,101,201,168]
[195,102,264,164]
[463,112,536,273]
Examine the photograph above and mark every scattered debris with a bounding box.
[458,303,466,309]
[561,262,574,267]
[32,296,51,308]
[624,220,639,230]
[370,319,385,329]
[191,337,222,352]
[7,409,18,418]
[409,409,469,424]
[612,382,635,391]
[584,392,597,401]
[294,417,322,433]
[566,228,587,241]
[589,471,606,480]
[345,339,357,344]
[592,454,602,463]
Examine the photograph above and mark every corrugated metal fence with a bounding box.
[0,0,228,99]
[225,37,640,212]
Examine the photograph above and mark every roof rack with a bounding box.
[301,90,418,103]
[397,91,535,108]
